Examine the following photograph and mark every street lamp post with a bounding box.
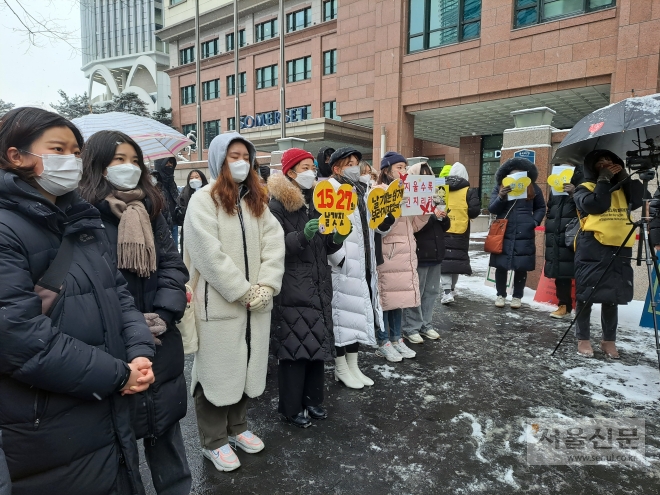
[234,0,240,134]
[194,0,202,160]
[279,0,286,139]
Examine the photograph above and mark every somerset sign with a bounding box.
[240,106,310,129]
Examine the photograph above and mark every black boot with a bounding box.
[306,405,327,420]
[284,411,311,428]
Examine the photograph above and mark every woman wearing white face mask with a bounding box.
[175,169,209,253]
[0,109,156,494]
[267,148,344,428]
[183,132,285,472]
[78,130,191,495]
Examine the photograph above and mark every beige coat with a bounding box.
[377,215,429,311]
[183,183,285,407]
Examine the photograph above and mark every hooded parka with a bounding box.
[543,165,584,279]
[488,158,546,272]
[183,133,285,407]
[0,170,155,495]
[95,199,189,441]
[153,157,179,229]
[574,150,643,304]
[267,174,338,361]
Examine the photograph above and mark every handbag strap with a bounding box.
[36,236,75,293]
[503,200,516,220]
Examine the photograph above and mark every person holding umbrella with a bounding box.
[267,148,343,427]
[573,150,643,358]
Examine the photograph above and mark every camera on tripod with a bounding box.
[626,138,660,171]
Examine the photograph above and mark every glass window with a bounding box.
[408,0,481,53]
[323,0,338,21]
[287,7,311,32]
[202,79,220,100]
[255,18,278,42]
[227,117,236,131]
[514,0,615,28]
[170,0,186,5]
[225,30,245,51]
[181,85,196,105]
[227,73,247,96]
[323,50,336,75]
[182,123,197,137]
[203,120,221,149]
[179,46,194,65]
[201,38,219,58]
[286,56,311,83]
[256,64,279,89]
[323,101,340,120]
[286,105,312,122]
[480,134,503,209]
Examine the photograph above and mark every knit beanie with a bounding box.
[281,148,315,175]
[381,151,407,169]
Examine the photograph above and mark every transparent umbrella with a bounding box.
[72,112,193,161]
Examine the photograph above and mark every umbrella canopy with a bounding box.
[72,112,193,161]
[553,94,660,166]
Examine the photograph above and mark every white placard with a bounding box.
[401,175,436,216]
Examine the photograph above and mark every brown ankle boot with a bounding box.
[577,340,594,357]
[600,341,620,359]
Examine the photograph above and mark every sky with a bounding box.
[0,0,90,108]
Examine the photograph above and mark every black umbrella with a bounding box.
[553,93,660,165]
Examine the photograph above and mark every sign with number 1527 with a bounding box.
[313,180,356,235]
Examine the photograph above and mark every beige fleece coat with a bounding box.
[183,183,285,407]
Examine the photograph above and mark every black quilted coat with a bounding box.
[95,199,189,440]
[267,174,338,361]
[441,176,481,274]
[0,170,155,495]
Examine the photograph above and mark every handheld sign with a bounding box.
[502,172,530,201]
[547,166,574,196]
[434,177,448,212]
[367,180,404,228]
[402,175,436,216]
[313,180,356,235]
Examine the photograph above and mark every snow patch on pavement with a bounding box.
[372,364,416,380]
[563,363,660,402]
[452,412,488,463]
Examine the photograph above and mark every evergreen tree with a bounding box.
[0,100,15,118]
[50,90,91,119]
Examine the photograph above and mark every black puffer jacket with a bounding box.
[574,150,643,304]
[0,170,155,495]
[414,215,451,265]
[441,176,480,274]
[267,174,338,361]
[488,158,546,272]
[0,432,10,495]
[544,166,584,279]
[153,158,179,229]
[175,170,209,253]
[96,199,188,440]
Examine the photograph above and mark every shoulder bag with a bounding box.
[484,202,515,255]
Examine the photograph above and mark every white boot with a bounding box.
[346,352,374,386]
[334,355,364,389]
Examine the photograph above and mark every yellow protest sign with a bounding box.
[313,180,356,235]
[367,180,404,228]
[547,166,574,195]
[502,173,531,199]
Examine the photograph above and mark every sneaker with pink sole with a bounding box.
[202,444,241,472]
[228,431,265,453]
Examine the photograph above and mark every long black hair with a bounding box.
[0,107,84,184]
[179,169,208,207]
[78,130,164,219]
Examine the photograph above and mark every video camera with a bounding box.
[626,138,660,170]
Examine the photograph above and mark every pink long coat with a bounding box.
[377,215,430,311]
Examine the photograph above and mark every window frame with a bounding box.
[170,0,186,6]
[407,0,482,54]
[323,0,338,21]
[227,73,247,96]
[180,85,196,105]
[182,123,197,137]
[179,46,195,65]
[202,79,220,101]
[256,64,279,89]
[227,117,236,131]
[286,56,312,83]
[323,100,339,120]
[201,38,219,58]
[203,120,221,149]
[255,18,278,42]
[323,50,337,75]
[513,0,616,28]
[225,29,246,51]
[286,7,312,32]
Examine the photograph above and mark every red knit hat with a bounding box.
[281,148,315,175]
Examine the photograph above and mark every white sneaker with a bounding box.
[510,297,522,309]
[376,341,403,362]
[404,333,424,344]
[228,431,264,453]
[420,328,440,340]
[202,444,241,472]
[495,296,506,308]
[392,339,416,359]
[440,292,455,304]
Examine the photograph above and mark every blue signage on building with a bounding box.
[240,106,310,130]
[513,149,536,164]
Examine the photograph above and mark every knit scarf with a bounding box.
[105,188,156,277]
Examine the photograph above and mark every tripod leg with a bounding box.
[640,221,660,373]
[551,224,638,356]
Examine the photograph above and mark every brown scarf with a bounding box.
[105,188,156,277]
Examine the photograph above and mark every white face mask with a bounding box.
[294,170,316,190]
[24,152,83,197]
[343,165,361,183]
[359,174,371,185]
[189,178,203,189]
[151,175,158,185]
[105,164,142,191]
[228,159,250,183]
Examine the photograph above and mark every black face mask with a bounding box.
[163,165,175,176]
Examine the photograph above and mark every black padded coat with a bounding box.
[440,176,480,274]
[0,170,155,495]
[96,200,189,440]
[267,174,338,361]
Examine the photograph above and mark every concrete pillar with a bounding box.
[458,136,482,189]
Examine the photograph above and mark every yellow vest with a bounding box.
[580,182,633,247]
[447,187,469,235]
